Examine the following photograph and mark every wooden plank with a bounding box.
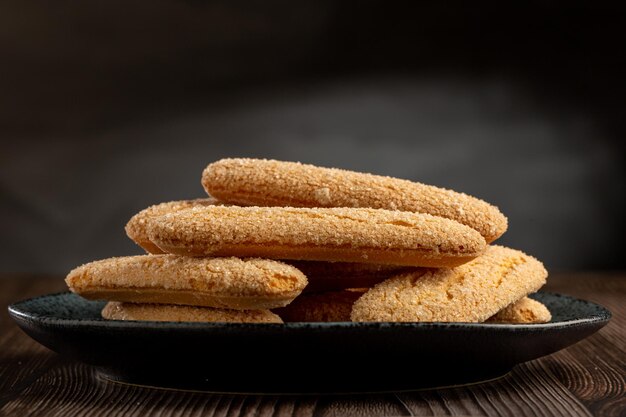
[0,328,62,407]
[0,359,595,417]
[543,275,626,417]
[0,277,67,410]
[1,363,323,417]
[394,361,593,417]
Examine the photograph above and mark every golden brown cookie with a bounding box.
[486,297,551,324]
[277,292,550,323]
[102,301,282,323]
[289,261,415,293]
[202,158,507,242]
[148,206,486,267]
[125,198,219,254]
[351,246,547,322]
[274,289,367,322]
[66,255,307,309]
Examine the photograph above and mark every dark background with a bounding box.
[1,1,624,274]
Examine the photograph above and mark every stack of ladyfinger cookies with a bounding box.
[65,158,551,324]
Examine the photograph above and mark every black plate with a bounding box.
[8,292,610,394]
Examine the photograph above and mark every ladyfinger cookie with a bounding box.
[486,297,551,324]
[148,206,487,267]
[277,293,549,323]
[351,245,547,322]
[66,255,307,309]
[102,302,282,323]
[275,289,367,322]
[202,158,507,243]
[125,198,219,254]
[289,261,415,293]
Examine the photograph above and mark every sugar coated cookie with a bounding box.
[66,255,307,309]
[486,297,551,324]
[148,206,487,267]
[125,198,219,253]
[277,292,549,323]
[203,158,507,242]
[351,246,547,322]
[274,289,367,322]
[102,301,282,323]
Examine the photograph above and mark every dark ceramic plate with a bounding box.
[9,292,610,394]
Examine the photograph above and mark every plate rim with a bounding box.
[8,291,612,331]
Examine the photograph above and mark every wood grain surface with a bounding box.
[0,273,624,417]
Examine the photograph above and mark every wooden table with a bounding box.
[0,274,624,417]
